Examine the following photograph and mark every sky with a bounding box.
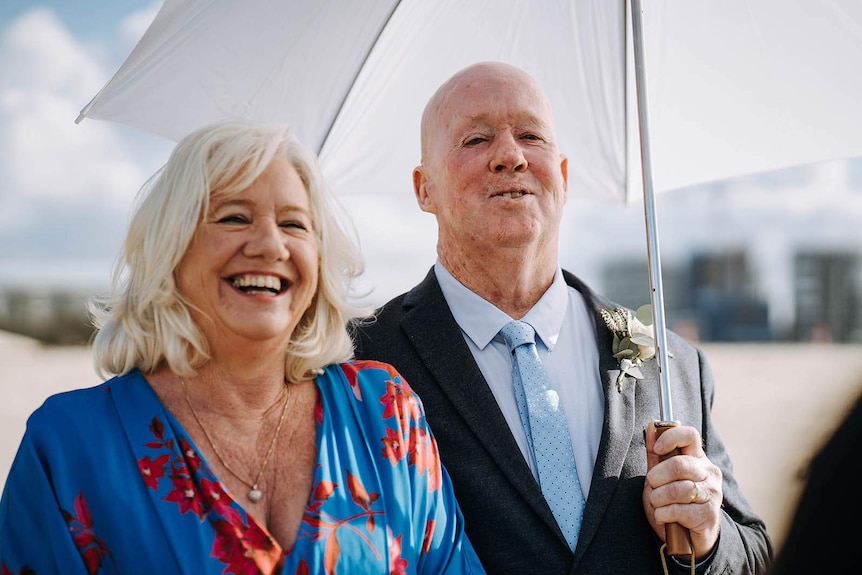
[1,1,862,334]
[0,0,440,303]
[0,0,170,284]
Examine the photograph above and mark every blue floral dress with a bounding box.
[0,360,485,575]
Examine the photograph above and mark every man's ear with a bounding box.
[560,154,569,200]
[413,166,435,214]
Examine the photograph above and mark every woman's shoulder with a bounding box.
[338,359,402,379]
[330,359,417,393]
[324,360,423,415]
[27,370,144,433]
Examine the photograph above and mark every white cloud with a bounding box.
[0,9,102,95]
[119,2,161,47]
[0,7,168,234]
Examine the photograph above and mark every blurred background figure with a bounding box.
[767,391,862,575]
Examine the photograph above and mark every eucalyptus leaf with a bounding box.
[627,366,645,379]
[631,334,654,346]
[635,304,653,326]
[613,349,635,359]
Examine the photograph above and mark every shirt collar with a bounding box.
[435,260,568,351]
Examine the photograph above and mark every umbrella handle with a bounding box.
[655,421,694,559]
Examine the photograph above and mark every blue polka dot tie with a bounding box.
[500,320,585,551]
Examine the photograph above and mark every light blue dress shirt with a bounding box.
[435,261,604,496]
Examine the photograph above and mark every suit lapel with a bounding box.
[562,273,638,562]
[400,271,560,533]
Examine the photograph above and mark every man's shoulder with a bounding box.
[351,288,415,357]
[356,268,441,325]
[356,285,414,323]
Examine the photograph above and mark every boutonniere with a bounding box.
[600,304,657,392]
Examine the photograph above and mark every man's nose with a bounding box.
[490,132,527,173]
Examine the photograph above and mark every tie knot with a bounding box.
[499,320,536,351]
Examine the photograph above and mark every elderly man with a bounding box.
[354,61,772,575]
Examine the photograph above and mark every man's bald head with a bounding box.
[419,61,557,162]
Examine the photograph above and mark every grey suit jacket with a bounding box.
[353,268,772,575]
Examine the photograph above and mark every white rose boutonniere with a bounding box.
[600,304,657,392]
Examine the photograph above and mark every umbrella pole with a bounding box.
[630,0,694,561]
[630,0,672,423]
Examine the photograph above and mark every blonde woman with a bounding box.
[0,121,484,575]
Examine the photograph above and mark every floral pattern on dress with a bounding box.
[133,365,435,575]
[60,492,114,574]
[298,470,388,574]
[377,370,442,491]
[136,416,282,574]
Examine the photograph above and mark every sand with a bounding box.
[2,330,861,552]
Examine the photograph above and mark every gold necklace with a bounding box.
[182,379,290,503]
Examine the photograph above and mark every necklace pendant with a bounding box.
[248,486,263,503]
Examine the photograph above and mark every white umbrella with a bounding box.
[75,0,862,555]
[76,0,862,202]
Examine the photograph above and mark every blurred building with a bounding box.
[602,251,775,343]
[1,247,861,345]
[688,251,771,342]
[794,251,862,343]
[0,288,94,345]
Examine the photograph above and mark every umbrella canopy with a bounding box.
[76,0,862,205]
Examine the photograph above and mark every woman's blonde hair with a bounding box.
[90,121,368,382]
